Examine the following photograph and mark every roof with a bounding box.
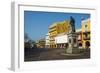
[49,23,57,28]
[49,20,69,28]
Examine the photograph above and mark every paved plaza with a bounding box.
[24,48,90,62]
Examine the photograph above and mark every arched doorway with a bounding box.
[85,41,90,49]
[79,43,82,47]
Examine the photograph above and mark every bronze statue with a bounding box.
[70,16,75,33]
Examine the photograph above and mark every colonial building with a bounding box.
[48,18,90,49]
[81,18,90,49]
[76,18,90,49]
[49,20,70,48]
[49,23,58,48]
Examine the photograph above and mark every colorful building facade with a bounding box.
[47,18,90,49]
[76,18,90,49]
[81,18,90,49]
[49,20,70,48]
[49,23,57,48]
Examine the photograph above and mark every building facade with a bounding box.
[76,18,90,49]
[46,18,90,49]
[45,33,50,48]
[49,20,70,48]
[55,33,68,48]
[81,18,90,49]
[49,23,58,48]
[36,38,45,48]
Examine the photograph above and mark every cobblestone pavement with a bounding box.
[24,48,90,62]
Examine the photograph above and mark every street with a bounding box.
[24,48,90,62]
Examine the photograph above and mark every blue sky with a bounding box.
[24,11,90,41]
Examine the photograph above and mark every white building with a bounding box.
[55,33,68,48]
[45,33,50,48]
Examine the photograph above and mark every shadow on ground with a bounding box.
[24,48,90,62]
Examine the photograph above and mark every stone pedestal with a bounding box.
[66,33,79,54]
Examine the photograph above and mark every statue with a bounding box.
[66,16,79,54]
[69,16,75,33]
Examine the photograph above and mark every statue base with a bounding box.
[66,47,79,54]
[66,32,79,54]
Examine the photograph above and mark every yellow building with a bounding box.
[57,21,70,34]
[81,18,90,49]
[49,20,70,48]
